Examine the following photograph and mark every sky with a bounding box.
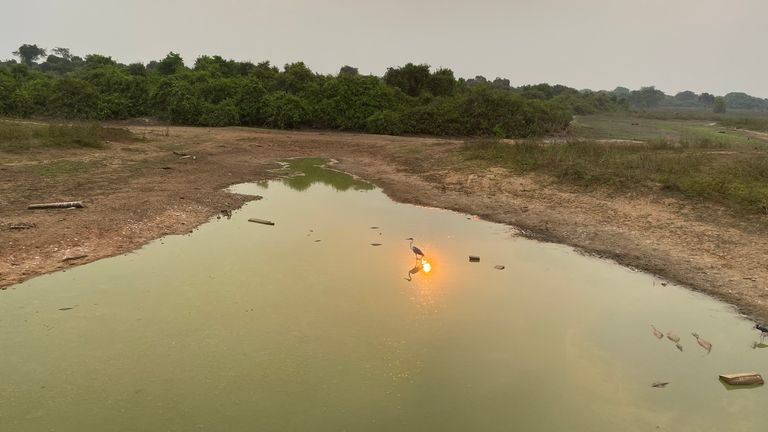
[1,0,766,97]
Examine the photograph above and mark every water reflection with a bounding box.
[281,157,374,192]
[405,263,421,282]
[405,259,432,282]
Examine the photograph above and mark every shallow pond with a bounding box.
[1,158,767,431]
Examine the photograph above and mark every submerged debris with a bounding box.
[651,325,664,339]
[370,243,382,246]
[651,382,669,388]
[675,343,684,352]
[692,333,713,353]
[58,307,74,311]
[755,323,768,341]
[494,265,505,270]
[248,218,275,226]
[469,256,480,262]
[666,332,680,343]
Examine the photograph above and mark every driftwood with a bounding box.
[719,373,764,386]
[248,218,275,226]
[62,254,88,262]
[28,201,83,210]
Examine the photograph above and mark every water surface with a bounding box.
[1,158,766,431]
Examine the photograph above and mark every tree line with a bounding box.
[0,44,629,138]
[614,86,767,113]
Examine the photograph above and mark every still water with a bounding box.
[1,158,766,431]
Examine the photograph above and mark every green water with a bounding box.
[1,158,766,431]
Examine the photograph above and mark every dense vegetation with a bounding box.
[0,44,629,138]
[463,138,768,214]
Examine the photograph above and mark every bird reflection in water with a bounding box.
[405,258,431,282]
[405,263,421,282]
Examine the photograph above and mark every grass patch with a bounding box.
[572,113,766,148]
[0,121,137,152]
[719,117,768,132]
[35,160,102,177]
[463,139,768,214]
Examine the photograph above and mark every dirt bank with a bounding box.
[1,125,767,322]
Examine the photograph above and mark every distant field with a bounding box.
[465,110,768,214]
[0,120,137,152]
[570,112,768,146]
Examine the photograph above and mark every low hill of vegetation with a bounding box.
[0,44,628,138]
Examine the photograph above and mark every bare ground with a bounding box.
[1,125,767,322]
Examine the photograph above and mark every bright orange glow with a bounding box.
[421,258,432,273]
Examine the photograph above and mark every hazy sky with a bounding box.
[1,0,766,97]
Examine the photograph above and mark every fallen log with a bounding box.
[248,218,275,226]
[28,201,84,210]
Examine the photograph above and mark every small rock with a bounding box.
[494,265,505,270]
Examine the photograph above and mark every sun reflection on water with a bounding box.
[421,258,432,273]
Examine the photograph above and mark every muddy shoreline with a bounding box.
[1,125,766,323]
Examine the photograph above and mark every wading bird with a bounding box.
[756,323,768,341]
[406,238,425,259]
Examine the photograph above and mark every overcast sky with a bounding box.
[1,0,766,97]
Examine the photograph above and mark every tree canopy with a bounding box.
[0,43,636,138]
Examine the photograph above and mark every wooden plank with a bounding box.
[719,373,764,385]
[28,201,84,210]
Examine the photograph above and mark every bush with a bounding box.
[200,100,240,127]
[264,91,308,129]
[365,110,404,135]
